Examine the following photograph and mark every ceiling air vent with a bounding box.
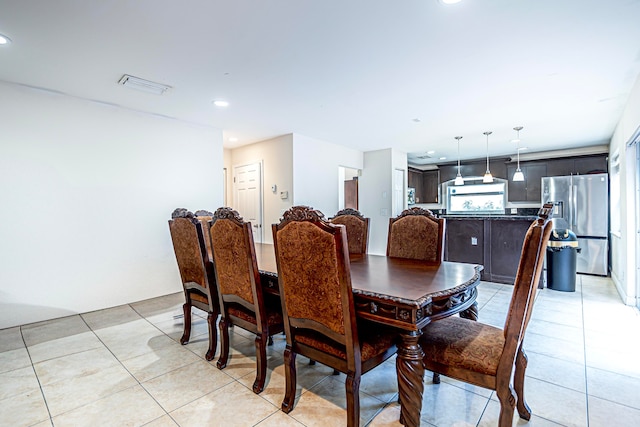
[118,74,171,95]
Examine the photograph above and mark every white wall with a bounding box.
[609,73,640,305]
[292,134,363,217]
[229,134,294,244]
[360,149,393,255]
[0,82,224,329]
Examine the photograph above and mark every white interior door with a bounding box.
[234,162,262,243]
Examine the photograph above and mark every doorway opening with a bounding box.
[339,167,360,211]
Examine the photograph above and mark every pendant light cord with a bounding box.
[455,136,462,173]
[483,131,492,173]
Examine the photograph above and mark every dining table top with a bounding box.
[253,242,483,308]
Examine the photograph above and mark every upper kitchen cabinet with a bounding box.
[545,158,575,177]
[439,159,508,183]
[574,155,608,174]
[507,163,546,202]
[545,155,608,176]
[408,168,439,204]
[422,170,440,203]
[408,168,424,203]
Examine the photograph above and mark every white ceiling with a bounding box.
[1,0,640,166]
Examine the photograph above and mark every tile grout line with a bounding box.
[74,309,183,426]
[579,275,591,427]
[125,303,271,426]
[18,324,55,427]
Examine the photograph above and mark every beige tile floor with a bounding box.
[1,275,639,427]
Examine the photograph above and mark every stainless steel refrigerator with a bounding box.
[541,173,609,275]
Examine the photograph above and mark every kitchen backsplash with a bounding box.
[426,207,539,217]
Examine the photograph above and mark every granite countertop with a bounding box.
[442,215,538,221]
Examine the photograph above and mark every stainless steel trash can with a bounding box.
[546,229,580,292]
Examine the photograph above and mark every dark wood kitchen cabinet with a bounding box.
[408,169,424,203]
[445,219,484,267]
[422,170,440,203]
[439,159,508,184]
[507,163,546,202]
[444,217,535,284]
[487,219,532,283]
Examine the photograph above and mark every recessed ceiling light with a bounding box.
[0,34,12,45]
[229,137,238,142]
[213,100,229,107]
[439,156,447,160]
[427,150,436,155]
[440,0,462,4]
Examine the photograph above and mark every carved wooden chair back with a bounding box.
[272,206,397,427]
[386,207,445,264]
[208,207,283,394]
[420,204,553,427]
[329,208,370,255]
[168,208,218,361]
[194,209,214,261]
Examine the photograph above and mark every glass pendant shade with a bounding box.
[512,126,525,182]
[513,168,525,182]
[482,131,493,183]
[454,136,464,185]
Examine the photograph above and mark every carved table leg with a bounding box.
[396,330,424,427]
[459,301,478,321]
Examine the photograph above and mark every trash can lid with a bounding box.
[548,229,579,248]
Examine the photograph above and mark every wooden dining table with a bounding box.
[254,243,483,427]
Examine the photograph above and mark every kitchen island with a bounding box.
[443,215,538,285]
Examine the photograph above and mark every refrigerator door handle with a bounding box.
[571,183,578,229]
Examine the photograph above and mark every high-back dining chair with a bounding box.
[168,208,219,361]
[329,208,370,255]
[208,207,284,394]
[272,206,398,427]
[419,204,553,427]
[387,207,445,264]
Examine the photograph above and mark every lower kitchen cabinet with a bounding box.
[487,219,532,283]
[444,217,535,284]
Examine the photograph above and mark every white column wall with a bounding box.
[360,149,393,255]
[292,134,363,217]
[609,73,640,304]
[0,82,224,328]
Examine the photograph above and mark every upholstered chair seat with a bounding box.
[226,303,283,328]
[421,317,504,377]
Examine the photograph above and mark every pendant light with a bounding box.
[512,126,525,182]
[454,136,464,185]
[482,131,493,183]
